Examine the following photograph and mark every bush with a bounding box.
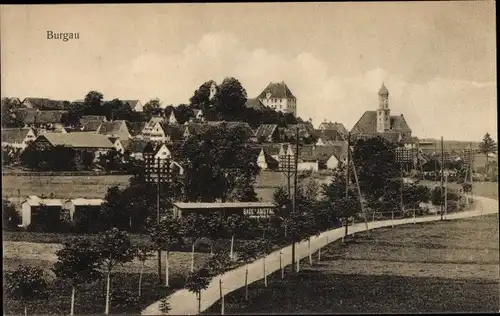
[2,199,21,231]
[462,183,472,192]
[111,288,140,312]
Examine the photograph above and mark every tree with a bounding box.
[80,151,95,170]
[135,243,154,297]
[149,216,184,287]
[6,265,49,316]
[1,97,25,128]
[53,238,102,316]
[184,267,212,315]
[84,91,104,115]
[351,136,399,208]
[215,77,248,121]
[237,241,260,301]
[174,124,259,203]
[205,213,225,255]
[189,80,217,121]
[205,247,231,276]
[479,133,497,174]
[174,103,195,124]
[95,228,136,315]
[99,186,129,231]
[3,199,21,231]
[183,213,209,272]
[225,214,250,260]
[143,98,162,116]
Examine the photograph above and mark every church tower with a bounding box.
[376,83,390,133]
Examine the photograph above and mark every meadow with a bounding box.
[204,213,500,314]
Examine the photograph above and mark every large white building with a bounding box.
[250,81,297,116]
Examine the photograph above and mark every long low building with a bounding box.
[172,202,276,218]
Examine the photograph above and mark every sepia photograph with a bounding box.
[1,2,498,315]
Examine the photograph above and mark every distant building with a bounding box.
[172,202,276,218]
[1,127,37,152]
[256,81,297,116]
[96,120,132,140]
[21,196,64,228]
[63,198,104,232]
[351,83,412,143]
[33,132,115,159]
[123,100,144,112]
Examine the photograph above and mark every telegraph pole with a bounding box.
[344,132,351,238]
[440,136,444,221]
[156,157,162,285]
[292,126,299,272]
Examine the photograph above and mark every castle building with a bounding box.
[250,81,297,116]
[351,83,412,143]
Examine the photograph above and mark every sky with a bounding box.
[1,2,497,141]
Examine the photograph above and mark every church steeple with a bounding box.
[377,83,390,132]
[379,82,389,96]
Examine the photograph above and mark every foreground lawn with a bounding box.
[204,214,499,314]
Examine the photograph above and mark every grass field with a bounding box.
[420,180,498,200]
[204,213,500,314]
[3,240,211,316]
[1,171,334,203]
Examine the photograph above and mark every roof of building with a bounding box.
[81,121,103,132]
[160,123,184,140]
[245,98,265,111]
[255,124,278,139]
[173,202,276,209]
[126,121,147,137]
[257,81,296,99]
[80,115,107,123]
[351,111,411,136]
[260,143,282,156]
[38,132,115,149]
[127,139,151,153]
[1,128,34,143]
[23,196,63,206]
[97,120,130,138]
[65,198,105,206]
[379,83,389,96]
[22,98,69,110]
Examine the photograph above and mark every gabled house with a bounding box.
[142,116,165,136]
[21,195,64,228]
[123,100,143,112]
[251,147,279,170]
[256,81,297,116]
[167,111,178,125]
[63,198,104,232]
[96,120,131,140]
[193,109,204,120]
[318,121,348,137]
[33,132,115,159]
[255,124,279,143]
[1,127,37,152]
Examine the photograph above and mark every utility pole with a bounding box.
[469,142,474,205]
[292,126,299,272]
[440,136,444,221]
[280,143,295,272]
[344,132,350,239]
[156,157,162,285]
